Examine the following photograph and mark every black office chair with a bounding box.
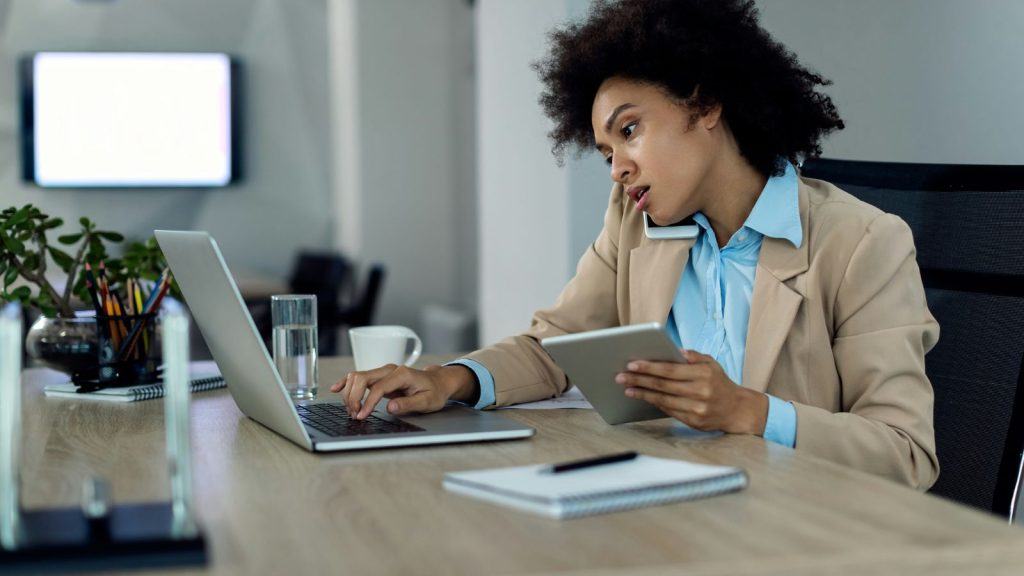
[323,264,386,356]
[252,251,351,355]
[801,158,1024,519]
[290,252,351,356]
[333,264,385,329]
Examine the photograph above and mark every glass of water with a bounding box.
[271,294,318,400]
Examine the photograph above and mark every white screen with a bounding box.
[32,52,233,187]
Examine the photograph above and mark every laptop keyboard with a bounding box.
[295,403,424,437]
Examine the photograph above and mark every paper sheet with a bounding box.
[500,386,593,410]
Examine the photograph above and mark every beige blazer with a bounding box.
[467,175,940,490]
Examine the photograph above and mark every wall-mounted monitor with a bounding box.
[20,52,241,188]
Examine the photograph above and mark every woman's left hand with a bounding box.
[615,350,768,435]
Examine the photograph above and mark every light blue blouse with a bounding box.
[664,162,801,446]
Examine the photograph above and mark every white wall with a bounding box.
[476,0,574,345]
[327,0,477,332]
[756,0,1024,164]
[0,0,332,279]
[565,0,615,275]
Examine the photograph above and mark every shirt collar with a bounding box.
[743,161,803,248]
[691,161,803,249]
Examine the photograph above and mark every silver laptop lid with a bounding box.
[155,230,312,450]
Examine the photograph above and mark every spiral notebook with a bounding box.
[42,361,224,403]
[443,454,747,519]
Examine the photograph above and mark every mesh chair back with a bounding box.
[290,252,350,309]
[338,264,386,328]
[289,252,350,355]
[802,159,1024,516]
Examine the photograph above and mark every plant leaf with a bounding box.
[58,233,83,245]
[11,286,31,301]
[41,218,64,231]
[96,231,124,242]
[33,292,57,317]
[79,217,92,228]
[1,232,25,256]
[72,276,89,302]
[88,237,104,256]
[3,266,17,289]
[48,246,74,270]
[7,206,30,227]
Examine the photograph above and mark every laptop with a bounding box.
[155,230,534,452]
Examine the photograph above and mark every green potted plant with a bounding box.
[0,204,176,379]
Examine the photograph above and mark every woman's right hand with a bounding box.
[330,364,479,420]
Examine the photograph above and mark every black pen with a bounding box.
[546,451,639,474]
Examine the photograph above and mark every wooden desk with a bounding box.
[17,356,1024,575]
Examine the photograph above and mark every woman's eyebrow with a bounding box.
[603,103,636,133]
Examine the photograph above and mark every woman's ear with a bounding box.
[702,104,723,130]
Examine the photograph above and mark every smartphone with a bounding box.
[644,213,699,240]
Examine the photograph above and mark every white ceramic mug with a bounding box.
[349,325,422,371]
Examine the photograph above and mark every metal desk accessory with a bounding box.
[0,301,208,573]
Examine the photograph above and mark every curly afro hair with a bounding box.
[534,0,844,177]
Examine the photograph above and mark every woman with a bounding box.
[333,0,940,489]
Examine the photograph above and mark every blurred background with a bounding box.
[2,0,1022,357]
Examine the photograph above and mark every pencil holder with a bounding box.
[76,312,162,390]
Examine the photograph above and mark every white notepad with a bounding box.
[443,455,747,519]
[42,360,223,403]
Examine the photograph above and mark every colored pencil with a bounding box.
[98,261,108,288]
[139,270,169,314]
[134,280,149,354]
[116,270,173,361]
[133,280,144,314]
[111,291,135,358]
[123,279,137,358]
[111,292,129,338]
[100,280,119,349]
[83,275,103,315]
[84,263,104,312]
[87,262,118,349]
[147,273,172,313]
[124,279,135,315]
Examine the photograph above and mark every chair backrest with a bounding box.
[289,251,350,315]
[338,264,386,328]
[285,251,350,356]
[801,158,1024,517]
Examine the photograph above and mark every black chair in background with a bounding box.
[322,263,387,355]
[289,252,351,356]
[331,264,386,329]
[253,253,387,357]
[801,158,1024,520]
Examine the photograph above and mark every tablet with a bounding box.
[540,322,685,425]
